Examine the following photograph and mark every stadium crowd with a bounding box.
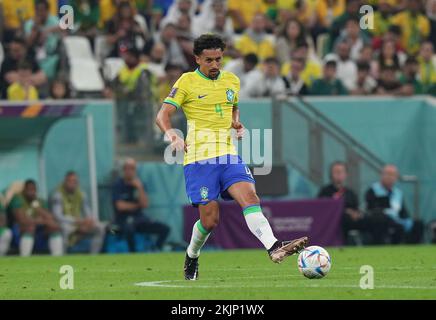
[0,0,435,102]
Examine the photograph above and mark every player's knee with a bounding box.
[21,222,35,234]
[202,216,219,231]
[243,191,260,207]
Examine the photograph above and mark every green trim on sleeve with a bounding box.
[163,99,180,109]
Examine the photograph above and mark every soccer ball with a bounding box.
[297,246,331,279]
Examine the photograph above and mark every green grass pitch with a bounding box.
[0,245,435,299]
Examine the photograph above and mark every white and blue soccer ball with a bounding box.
[297,246,331,279]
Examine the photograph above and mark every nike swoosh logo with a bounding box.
[198,95,208,99]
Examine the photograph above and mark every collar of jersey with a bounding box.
[195,68,221,80]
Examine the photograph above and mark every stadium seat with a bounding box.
[63,36,95,61]
[69,59,104,92]
[0,42,4,73]
[103,58,125,82]
[94,35,113,65]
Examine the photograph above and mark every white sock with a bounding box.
[0,228,12,256]
[49,234,64,256]
[20,234,34,257]
[187,220,210,258]
[243,205,277,250]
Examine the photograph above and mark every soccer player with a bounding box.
[156,34,308,280]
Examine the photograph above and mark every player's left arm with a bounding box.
[232,105,244,140]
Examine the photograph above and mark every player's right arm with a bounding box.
[155,75,188,152]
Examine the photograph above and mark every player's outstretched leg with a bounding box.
[184,201,218,280]
[229,182,309,263]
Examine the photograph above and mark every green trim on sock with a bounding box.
[22,233,34,238]
[196,220,210,236]
[243,205,262,216]
[49,232,62,238]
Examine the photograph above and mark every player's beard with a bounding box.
[209,69,220,79]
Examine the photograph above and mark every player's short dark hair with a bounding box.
[65,171,77,178]
[193,34,226,56]
[24,179,37,188]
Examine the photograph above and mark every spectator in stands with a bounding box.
[314,0,346,36]
[224,53,259,88]
[240,57,287,98]
[0,201,12,256]
[276,18,315,66]
[427,0,436,46]
[281,42,322,88]
[144,42,167,79]
[7,61,39,101]
[277,0,317,28]
[365,164,423,244]
[105,1,147,57]
[372,25,404,53]
[375,39,406,77]
[1,0,35,43]
[283,57,310,95]
[7,179,63,256]
[227,0,267,33]
[328,0,362,51]
[350,62,377,95]
[99,0,137,28]
[158,64,184,104]
[417,41,436,93]
[192,0,233,39]
[399,57,424,95]
[334,17,371,61]
[324,39,357,91]
[174,13,196,69]
[49,78,70,99]
[0,37,47,99]
[112,158,170,251]
[50,171,106,254]
[318,161,367,244]
[71,0,100,46]
[356,45,377,78]
[160,0,197,28]
[235,13,275,61]
[371,0,394,37]
[376,65,404,95]
[156,23,190,70]
[24,0,61,80]
[310,60,348,95]
[390,0,430,55]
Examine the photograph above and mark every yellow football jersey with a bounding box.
[164,69,240,165]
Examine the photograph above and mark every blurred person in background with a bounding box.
[99,0,137,28]
[283,56,310,95]
[71,0,100,46]
[224,53,259,88]
[50,171,106,254]
[227,0,267,33]
[155,23,189,70]
[310,60,348,95]
[324,39,357,91]
[0,201,12,256]
[49,78,70,99]
[374,39,406,77]
[0,37,47,99]
[318,161,368,244]
[370,0,393,37]
[111,158,170,251]
[417,41,436,93]
[334,17,371,61]
[427,0,436,45]
[24,0,61,80]
[105,1,147,58]
[1,0,35,43]
[143,42,167,79]
[7,179,63,256]
[390,0,430,56]
[158,64,184,104]
[160,0,197,28]
[350,61,377,95]
[276,18,316,66]
[371,25,404,53]
[281,41,322,88]
[399,56,424,95]
[328,0,362,51]
[365,164,423,244]
[7,61,39,101]
[240,57,287,98]
[375,65,404,95]
[235,13,275,61]
[192,0,234,39]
